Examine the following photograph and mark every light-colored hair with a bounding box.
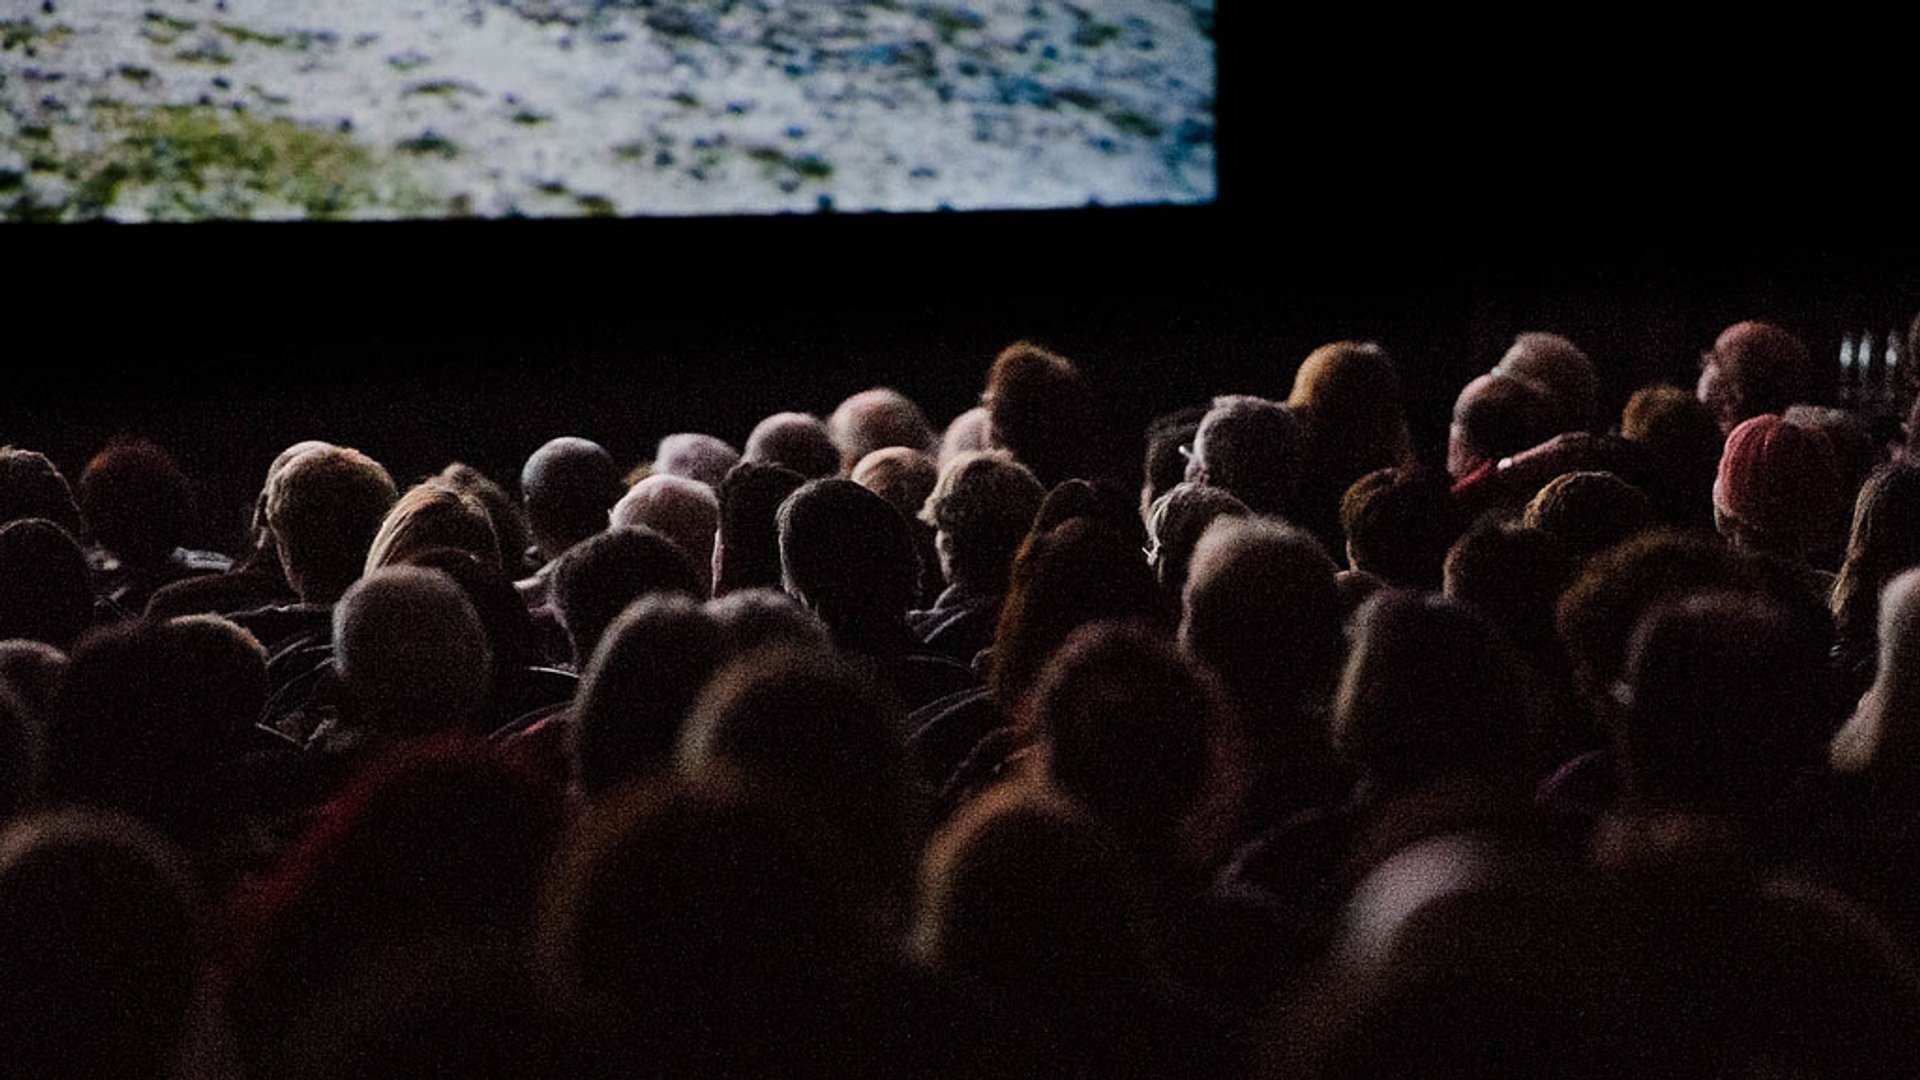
[610,474,719,595]
[652,433,740,490]
[364,480,500,576]
[264,446,397,603]
[828,388,937,474]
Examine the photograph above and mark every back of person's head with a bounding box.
[0,518,95,650]
[365,480,500,575]
[1619,383,1724,529]
[652,432,740,490]
[829,388,938,473]
[398,547,540,680]
[1449,372,1555,479]
[537,772,882,1072]
[334,566,493,734]
[714,460,806,597]
[1340,466,1463,591]
[1335,591,1531,787]
[1491,331,1599,434]
[1144,481,1252,597]
[520,437,625,561]
[991,517,1170,715]
[1521,470,1656,563]
[1032,477,1147,550]
[920,450,1046,593]
[1187,394,1306,516]
[939,405,994,472]
[1617,589,1822,813]
[76,437,196,564]
[1141,406,1208,518]
[437,462,532,573]
[0,811,199,1080]
[1835,567,1920,774]
[267,445,398,603]
[1288,340,1414,476]
[705,587,834,655]
[1833,460,1920,644]
[1713,414,1845,561]
[1032,621,1233,861]
[1698,320,1816,433]
[1444,521,1576,667]
[1556,529,1745,700]
[573,595,728,799]
[742,411,840,479]
[984,341,1101,489]
[1784,404,1882,524]
[1182,516,1343,731]
[0,678,44,821]
[549,527,702,665]
[916,781,1154,991]
[166,613,267,750]
[777,478,918,643]
[679,645,912,900]
[609,474,719,596]
[0,448,83,537]
[852,446,938,521]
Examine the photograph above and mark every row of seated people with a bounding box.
[3,319,1920,1076]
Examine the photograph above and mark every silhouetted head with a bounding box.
[742,412,840,479]
[266,445,398,603]
[652,432,740,490]
[921,449,1046,593]
[76,437,196,566]
[0,447,82,536]
[829,388,938,473]
[1144,481,1251,597]
[852,446,938,523]
[777,478,918,645]
[1492,331,1599,434]
[1833,460,1920,645]
[705,587,834,655]
[1697,321,1816,434]
[365,480,499,575]
[1521,471,1656,563]
[1341,466,1462,590]
[713,460,806,597]
[438,462,532,573]
[1289,340,1414,479]
[166,613,268,751]
[1619,384,1723,529]
[572,595,728,799]
[549,527,702,666]
[520,437,625,562]
[1141,406,1208,519]
[0,518,95,650]
[1449,372,1555,479]
[939,405,994,472]
[1185,394,1306,517]
[1556,529,1745,703]
[984,341,1101,489]
[610,474,719,597]
[334,566,493,735]
[1444,521,1576,669]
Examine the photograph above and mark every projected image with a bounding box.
[0,1,1214,221]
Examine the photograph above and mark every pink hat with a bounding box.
[1713,414,1844,555]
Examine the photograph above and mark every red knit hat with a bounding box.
[1713,414,1845,555]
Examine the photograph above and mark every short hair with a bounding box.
[714,461,806,596]
[777,478,918,639]
[520,437,625,560]
[0,518,95,650]
[1189,395,1306,516]
[828,388,937,473]
[742,412,840,479]
[704,587,834,655]
[1521,471,1656,563]
[1443,521,1576,667]
[1288,340,1414,477]
[1450,372,1554,475]
[851,447,938,523]
[984,341,1100,489]
[1698,321,1816,431]
[1334,590,1531,785]
[166,614,267,750]
[1144,481,1251,597]
[1141,406,1208,513]
[938,406,994,472]
[0,448,83,536]
[266,446,398,603]
[1182,515,1343,724]
[1492,331,1598,434]
[1619,384,1723,529]
[249,440,334,544]
[919,450,1045,591]
[438,462,532,572]
[610,474,719,596]
[1340,466,1462,591]
[1555,529,1745,696]
[572,594,727,798]
[549,527,702,664]
[652,432,741,490]
[364,480,500,575]
[334,566,493,734]
[0,811,200,1080]
[76,437,195,562]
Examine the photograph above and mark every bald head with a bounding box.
[828,388,937,474]
[611,474,720,596]
[334,566,492,734]
[742,412,840,479]
[653,433,740,491]
[522,437,625,561]
[940,406,993,472]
